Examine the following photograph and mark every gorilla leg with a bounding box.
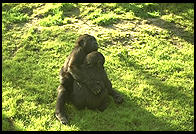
[98,98,109,112]
[55,85,69,125]
[55,73,74,125]
[110,89,124,104]
[105,79,124,104]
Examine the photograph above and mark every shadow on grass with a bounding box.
[128,60,193,108]
[116,3,194,44]
[68,94,178,131]
[2,56,181,130]
[111,53,194,130]
[2,113,22,131]
[2,61,59,130]
[2,59,58,106]
[2,59,185,131]
[2,50,181,131]
[119,95,178,131]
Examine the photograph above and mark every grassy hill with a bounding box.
[2,3,194,131]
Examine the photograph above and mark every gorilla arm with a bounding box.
[67,48,89,84]
[102,70,124,104]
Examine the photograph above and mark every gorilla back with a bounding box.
[70,51,109,111]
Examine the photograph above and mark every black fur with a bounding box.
[55,34,98,125]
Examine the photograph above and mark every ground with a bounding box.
[2,3,194,131]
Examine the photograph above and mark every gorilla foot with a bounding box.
[114,94,124,104]
[55,113,69,125]
[98,104,107,112]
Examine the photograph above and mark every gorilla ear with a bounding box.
[78,39,84,46]
[98,60,103,66]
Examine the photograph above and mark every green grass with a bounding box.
[2,3,194,131]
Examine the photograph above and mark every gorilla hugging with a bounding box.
[55,34,124,125]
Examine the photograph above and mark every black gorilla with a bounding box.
[70,51,123,112]
[56,35,123,125]
[55,34,98,124]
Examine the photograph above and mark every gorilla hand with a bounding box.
[113,93,124,104]
[55,112,69,125]
[89,81,103,96]
[79,80,103,96]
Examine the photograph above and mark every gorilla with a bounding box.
[55,35,123,125]
[55,34,99,124]
[70,51,123,112]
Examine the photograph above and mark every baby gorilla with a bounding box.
[70,51,123,111]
